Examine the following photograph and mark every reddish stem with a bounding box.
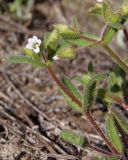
[108,95,128,111]
[88,144,114,156]
[86,112,118,154]
[47,65,119,154]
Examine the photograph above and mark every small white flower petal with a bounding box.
[33,47,40,53]
[53,55,59,60]
[28,38,33,43]
[37,39,41,45]
[26,36,41,53]
[26,44,33,49]
[33,36,38,42]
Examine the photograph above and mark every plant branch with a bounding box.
[79,34,102,45]
[46,65,119,154]
[88,144,114,156]
[107,94,128,111]
[103,45,128,73]
[47,66,81,107]
[86,111,119,154]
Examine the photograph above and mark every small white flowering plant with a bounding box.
[2,1,128,159]
[26,36,41,53]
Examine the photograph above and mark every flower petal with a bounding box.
[33,36,38,41]
[26,44,33,49]
[37,39,42,45]
[28,38,33,44]
[33,47,40,53]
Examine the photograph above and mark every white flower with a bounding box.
[26,36,41,53]
[53,55,60,61]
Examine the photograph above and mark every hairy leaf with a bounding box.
[61,31,79,39]
[105,112,123,153]
[89,3,103,16]
[112,108,128,135]
[82,33,100,41]
[102,27,117,45]
[4,55,47,67]
[60,130,88,147]
[93,156,119,160]
[103,2,113,24]
[83,73,107,112]
[55,43,76,59]
[45,29,59,48]
[72,16,80,32]
[67,39,92,47]
[65,32,100,47]
[61,76,82,101]
[61,90,83,112]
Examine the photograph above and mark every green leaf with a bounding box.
[67,39,95,47]
[103,2,113,24]
[61,76,82,101]
[105,112,123,153]
[61,31,79,39]
[112,108,128,135]
[72,74,91,85]
[65,33,100,47]
[23,48,41,61]
[83,73,107,112]
[43,32,51,49]
[121,5,128,16]
[102,27,117,45]
[54,43,76,59]
[23,48,34,57]
[60,90,83,112]
[96,89,120,104]
[89,3,103,16]
[54,24,69,34]
[4,55,47,67]
[72,16,80,32]
[60,130,88,147]
[83,33,100,41]
[93,156,119,160]
[109,23,124,30]
[45,29,59,48]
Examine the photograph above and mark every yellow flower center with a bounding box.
[33,43,39,49]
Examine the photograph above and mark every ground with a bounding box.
[0,0,127,160]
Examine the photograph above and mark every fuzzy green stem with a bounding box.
[103,45,128,73]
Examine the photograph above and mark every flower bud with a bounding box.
[54,24,69,34]
[53,47,76,60]
[46,29,59,48]
[121,5,128,16]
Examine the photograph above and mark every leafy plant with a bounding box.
[2,0,128,159]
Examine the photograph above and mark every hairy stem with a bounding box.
[86,112,119,154]
[47,66,81,106]
[103,45,128,73]
[47,65,119,154]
